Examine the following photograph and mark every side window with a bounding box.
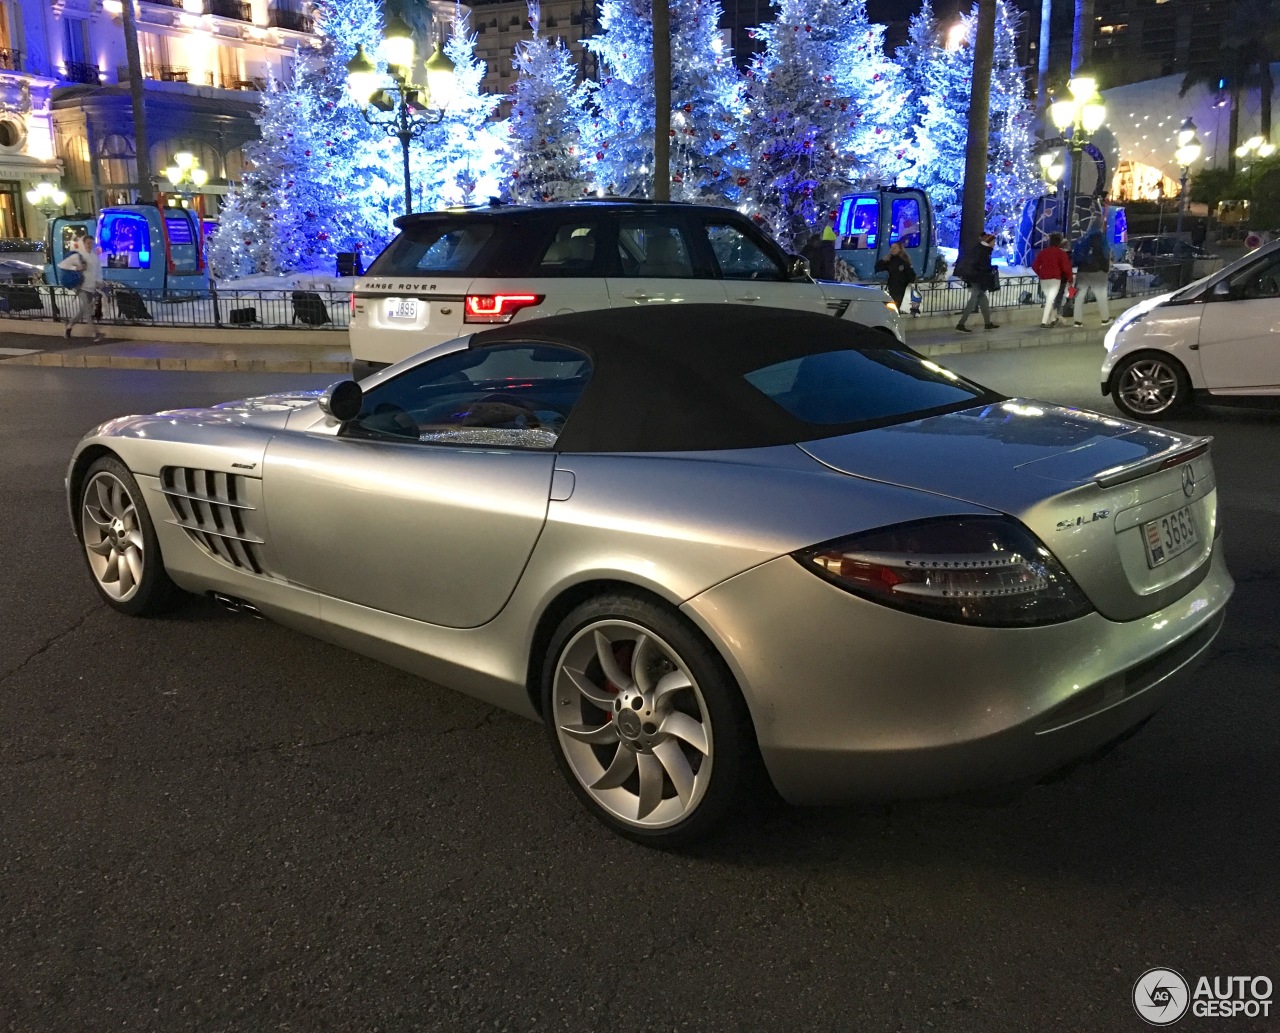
[837,197,879,249]
[1226,253,1280,300]
[705,222,784,281]
[889,199,921,248]
[344,344,592,450]
[534,221,600,277]
[616,218,697,278]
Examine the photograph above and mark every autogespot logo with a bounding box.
[1134,968,1191,1026]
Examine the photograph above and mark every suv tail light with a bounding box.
[795,516,1093,627]
[464,293,545,324]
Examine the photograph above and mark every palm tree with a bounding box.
[1070,0,1093,74]
[1181,0,1280,173]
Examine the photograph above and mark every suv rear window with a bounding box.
[368,223,504,277]
[744,349,987,426]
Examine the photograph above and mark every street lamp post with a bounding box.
[1173,118,1202,237]
[163,151,209,198]
[346,16,457,218]
[25,181,67,222]
[1048,76,1107,241]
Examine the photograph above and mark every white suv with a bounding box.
[350,200,904,378]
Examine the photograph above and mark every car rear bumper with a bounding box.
[680,541,1233,804]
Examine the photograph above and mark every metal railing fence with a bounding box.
[0,284,350,330]
[911,260,1190,316]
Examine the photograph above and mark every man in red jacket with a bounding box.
[1031,232,1073,328]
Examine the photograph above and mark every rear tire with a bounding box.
[78,456,178,617]
[1111,352,1192,421]
[541,592,757,846]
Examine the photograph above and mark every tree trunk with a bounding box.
[1037,0,1053,114]
[1070,0,1094,75]
[960,0,997,255]
[652,0,671,201]
[1262,67,1273,142]
[121,0,155,203]
[1228,84,1242,175]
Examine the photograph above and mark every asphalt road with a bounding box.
[2,354,1277,1033]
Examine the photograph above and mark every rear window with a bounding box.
[744,349,987,426]
[368,222,505,277]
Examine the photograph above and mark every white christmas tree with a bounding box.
[742,0,900,248]
[409,8,505,211]
[503,3,592,202]
[207,0,399,277]
[667,0,747,202]
[910,10,972,247]
[580,0,658,196]
[581,0,746,200]
[984,0,1042,252]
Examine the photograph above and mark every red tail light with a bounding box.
[464,293,544,324]
[349,292,356,317]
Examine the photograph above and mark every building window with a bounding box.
[0,180,26,238]
[0,116,25,151]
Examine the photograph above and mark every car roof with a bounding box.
[393,200,747,229]
[468,305,992,453]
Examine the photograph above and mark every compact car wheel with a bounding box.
[79,457,177,616]
[542,593,754,845]
[1111,353,1191,420]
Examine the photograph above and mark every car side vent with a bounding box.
[159,467,270,576]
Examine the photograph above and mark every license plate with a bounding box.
[386,297,418,321]
[1143,505,1199,568]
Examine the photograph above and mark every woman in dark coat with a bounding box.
[874,242,916,310]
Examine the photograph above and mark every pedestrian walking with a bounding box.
[61,234,103,341]
[955,232,1000,333]
[1072,220,1113,327]
[875,241,917,311]
[1031,232,1073,327]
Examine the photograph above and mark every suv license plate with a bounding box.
[387,297,418,321]
[1143,505,1199,568]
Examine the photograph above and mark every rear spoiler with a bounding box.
[1093,437,1212,489]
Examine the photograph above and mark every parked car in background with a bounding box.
[68,305,1230,844]
[349,200,903,379]
[1102,238,1280,419]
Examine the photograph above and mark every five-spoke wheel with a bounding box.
[543,593,754,845]
[78,456,177,616]
[1112,354,1191,420]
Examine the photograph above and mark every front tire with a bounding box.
[1111,352,1192,421]
[541,593,755,846]
[78,456,178,616]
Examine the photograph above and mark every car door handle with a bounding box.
[621,291,650,301]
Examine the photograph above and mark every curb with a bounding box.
[0,351,351,374]
[911,325,1105,357]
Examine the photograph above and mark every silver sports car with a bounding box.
[67,305,1232,844]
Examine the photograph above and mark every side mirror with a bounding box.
[318,380,363,422]
[1211,280,1233,300]
[787,254,811,280]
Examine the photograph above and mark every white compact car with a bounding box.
[349,200,903,378]
[1101,239,1280,420]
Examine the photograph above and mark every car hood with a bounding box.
[799,400,1217,621]
[814,280,887,301]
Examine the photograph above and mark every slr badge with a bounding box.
[1057,509,1111,531]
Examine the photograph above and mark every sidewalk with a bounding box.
[0,305,1122,374]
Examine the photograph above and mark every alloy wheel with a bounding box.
[1117,358,1181,416]
[551,620,713,830]
[81,471,146,603]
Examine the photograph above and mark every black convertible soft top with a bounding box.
[471,304,997,454]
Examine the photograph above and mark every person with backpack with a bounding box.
[1031,232,1073,328]
[1071,221,1113,327]
[60,234,104,341]
[955,232,1000,333]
